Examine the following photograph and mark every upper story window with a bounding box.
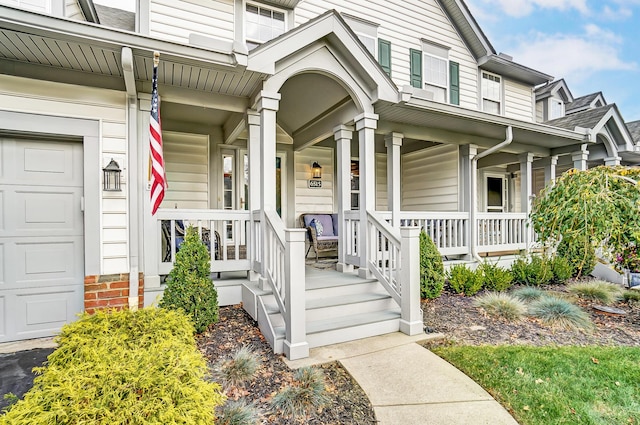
[410,40,460,105]
[246,3,286,49]
[343,15,378,56]
[1,0,50,13]
[481,71,502,114]
[549,98,564,120]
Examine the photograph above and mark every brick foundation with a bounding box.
[84,273,145,314]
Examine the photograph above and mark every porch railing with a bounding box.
[263,210,307,359]
[377,211,469,256]
[156,209,251,275]
[476,212,528,253]
[366,211,422,336]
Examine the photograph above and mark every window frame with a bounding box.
[245,1,288,48]
[549,98,564,120]
[423,51,449,103]
[481,70,502,115]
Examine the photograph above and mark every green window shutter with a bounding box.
[378,38,391,77]
[449,61,460,105]
[410,48,422,89]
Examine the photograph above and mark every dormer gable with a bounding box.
[534,79,573,121]
[566,92,607,115]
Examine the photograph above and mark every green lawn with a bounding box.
[431,345,640,425]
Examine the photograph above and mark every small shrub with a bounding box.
[568,281,623,305]
[511,286,545,303]
[216,345,260,388]
[623,290,640,303]
[474,292,526,320]
[479,261,513,292]
[160,226,219,333]
[271,366,330,421]
[419,231,445,299]
[557,237,596,278]
[447,264,483,296]
[551,255,573,283]
[217,400,260,425]
[511,255,553,286]
[528,297,593,330]
[0,308,225,424]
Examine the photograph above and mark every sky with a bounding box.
[465,0,640,122]
[94,0,640,122]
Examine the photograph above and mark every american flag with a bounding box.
[149,52,166,215]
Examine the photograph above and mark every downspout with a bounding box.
[470,126,513,262]
[122,47,140,309]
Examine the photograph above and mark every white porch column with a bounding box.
[572,145,589,171]
[355,112,378,279]
[520,153,534,249]
[385,132,403,228]
[605,156,622,166]
[399,227,422,335]
[247,109,261,282]
[460,144,477,260]
[334,124,354,273]
[542,155,558,187]
[255,91,280,289]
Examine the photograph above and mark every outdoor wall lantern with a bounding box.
[311,161,322,179]
[103,158,122,191]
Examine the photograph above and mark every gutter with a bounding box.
[470,126,513,263]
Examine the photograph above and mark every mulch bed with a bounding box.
[422,283,640,347]
[197,305,376,424]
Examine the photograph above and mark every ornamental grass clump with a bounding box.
[479,261,513,292]
[447,263,483,296]
[216,400,260,425]
[623,290,640,303]
[216,345,261,389]
[567,281,623,305]
[419,231,445,299]
[528,297,593,331]
[511,286,545,303]
[474,292,527,320]
[160,225,219,333]
[0,308,225,424]
[271,366,330,422]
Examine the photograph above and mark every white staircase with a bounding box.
[245,267,402,355]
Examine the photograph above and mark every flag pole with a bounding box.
[148,52,160,183]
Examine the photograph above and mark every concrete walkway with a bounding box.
[285,332,519,425]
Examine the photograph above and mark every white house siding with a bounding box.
[533,168,545,196]
[0,0,49,13]
[149,0,234,44]
[161,132,209,209]
[375,153,388,211]
[294,146,334,219]
[535,100,544,123]
[295,0,480,110]
[0,74,127,275]
[401,144,458,211]
[65,0,85,20]
[504,79,533,122]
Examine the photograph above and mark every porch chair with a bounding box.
[300,213,339,261]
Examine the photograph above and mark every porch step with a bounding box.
[254,272,402,356]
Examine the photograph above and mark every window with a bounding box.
[246,3,286,49]
[222,154,234,239]
[351,160,359,210]
[549,98,564,120]
[482,71,501,114]
[485,175,507,213]
[410,42,460,105]
[0,0,50,13]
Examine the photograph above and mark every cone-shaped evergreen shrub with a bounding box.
[160,226,218,333]
[419,231,445,299]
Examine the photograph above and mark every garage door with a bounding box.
[0,138,84,342]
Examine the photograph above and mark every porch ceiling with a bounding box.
[0,6,265,99]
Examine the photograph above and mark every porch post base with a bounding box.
[336,262,353,273]
[145,275,161,289]
[284,340,310,360]
[400,320,423,336]
[358,268,372,279]
[258,276,269,292]
[248,270,259,282]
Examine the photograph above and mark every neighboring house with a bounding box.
[1,0,639,358]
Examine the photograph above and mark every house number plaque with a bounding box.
[308,179,322,188]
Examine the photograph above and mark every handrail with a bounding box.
[366,211,402,303]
